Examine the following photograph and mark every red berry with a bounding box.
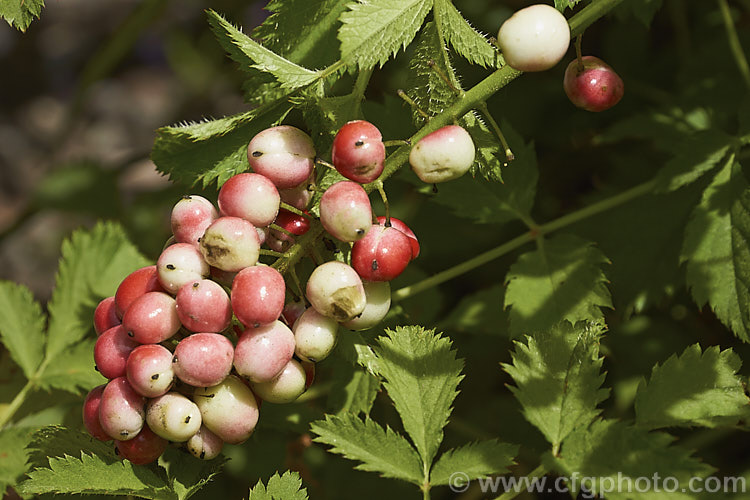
[171,195,218,247]
[82,385,111,441]
[563,56,624,112]
[94,296,120,335]
[319,181,372,242]
[126,344,175,398]
[218,172,280,227]
[172,333,234,387]
[94,325,139,379]
[115,425,167,465]
[351,225,413,281]
[114,266,165,318]
[376,216,419,259]
[175,279,232,333]
[247,126,316,189]
[267,209,310,252]
[122,292,181,344]
[331,120,386,184]
[231,265,286,328]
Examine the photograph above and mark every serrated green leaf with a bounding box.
[327,361,380,416]
[433,0,497,68]
[655,130,734,192]
[248,471,309,500]
[245,0,348,104]
[503,321,609,449]
[553,419,714,499]
[310,413,423,484]
[45,222,150,364]
[207,11,320,90]
[373,326,464,465]
[20,427,171,498]
[0,426,36,494]
[635,345,750,429]
[0,282,45,379]
[151,102,291,189]
[301,91,364,157]
[430,440,517,486]
[37,338,105,393]
[159,447,227,500]
[0,0,44,32]
[339,0,432,69]
[504,234,612,335]
[681,159,750,341]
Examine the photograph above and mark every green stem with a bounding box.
[718,0,750,90]
[392,179,656,302]
[352,67,374,117]
[0,379,34,429]
[272,0,626,276]
[492,464,547,500]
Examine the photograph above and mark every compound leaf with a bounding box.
[503,321,608,450]
[433,0,497,68]
[37,338,105,393]
[635,344,750,429]
[339,0,432,69]
[553,419,714,499]
[0,282,45,379]
[430,440,518,486]
[681,159,750,342]
[207,10,320,91]
[248,471,308,500]
[373,326,464,466]
[310,413,423,484]
[327,361,380,416]
[0,427,36,495]
[159,447,228,500]
[504,234,612,335]
[0,0,44,32]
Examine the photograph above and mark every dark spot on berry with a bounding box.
[127,331,134,337]
[371,260,379,271]
[185,416,191,424]
[252,151,263,157]
[355,228,365,236]
[173,356,178,363]
[114,446,120,455]
[166,264,176,270]
[151,374,159,380]
[254,322,260,328]
[193,282,200,288]
[200,451,206,459]
[182,195,192,200]
[355,140,364,147]
[120,431,129,437]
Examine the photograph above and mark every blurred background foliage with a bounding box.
[3,1,750,498]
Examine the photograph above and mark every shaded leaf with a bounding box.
[430,440,517,486]
[0,282,45,379]
[433,0,496,68]
[655,130,734,192]
[248,471,308,500]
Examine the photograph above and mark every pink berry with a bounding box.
[126,344,175,398]
[331,120,386,183]
[114,266,165,318]
[218,172,280,227]
[94,325,139,380]
[341,281,392,331]
[351,225,413,282]
[563,56,624,112]
[157,243,210,294]
[94,296,120,336]
[306,261,367,322]
[231,265,286,328]
[115,425,167,465]
[172,333,234,387]
[200,216,260,272]
[175,280,232,333]
[122,292,181,344]
[250,359,307,404]
[193,375,259,445]
[82,385,111,441]
[377,216,419,259]
[409,125,475,184]
[293,307,339,363]
[186,425,224,460]
[146,392,202,442]
[247,125,316,189]
[319,181,372,242]
[279,171,316,210]
[99,377,146,441]
[233,321,295,383]
[171,195,218,247]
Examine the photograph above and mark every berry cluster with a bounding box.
[83,120,438,465]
